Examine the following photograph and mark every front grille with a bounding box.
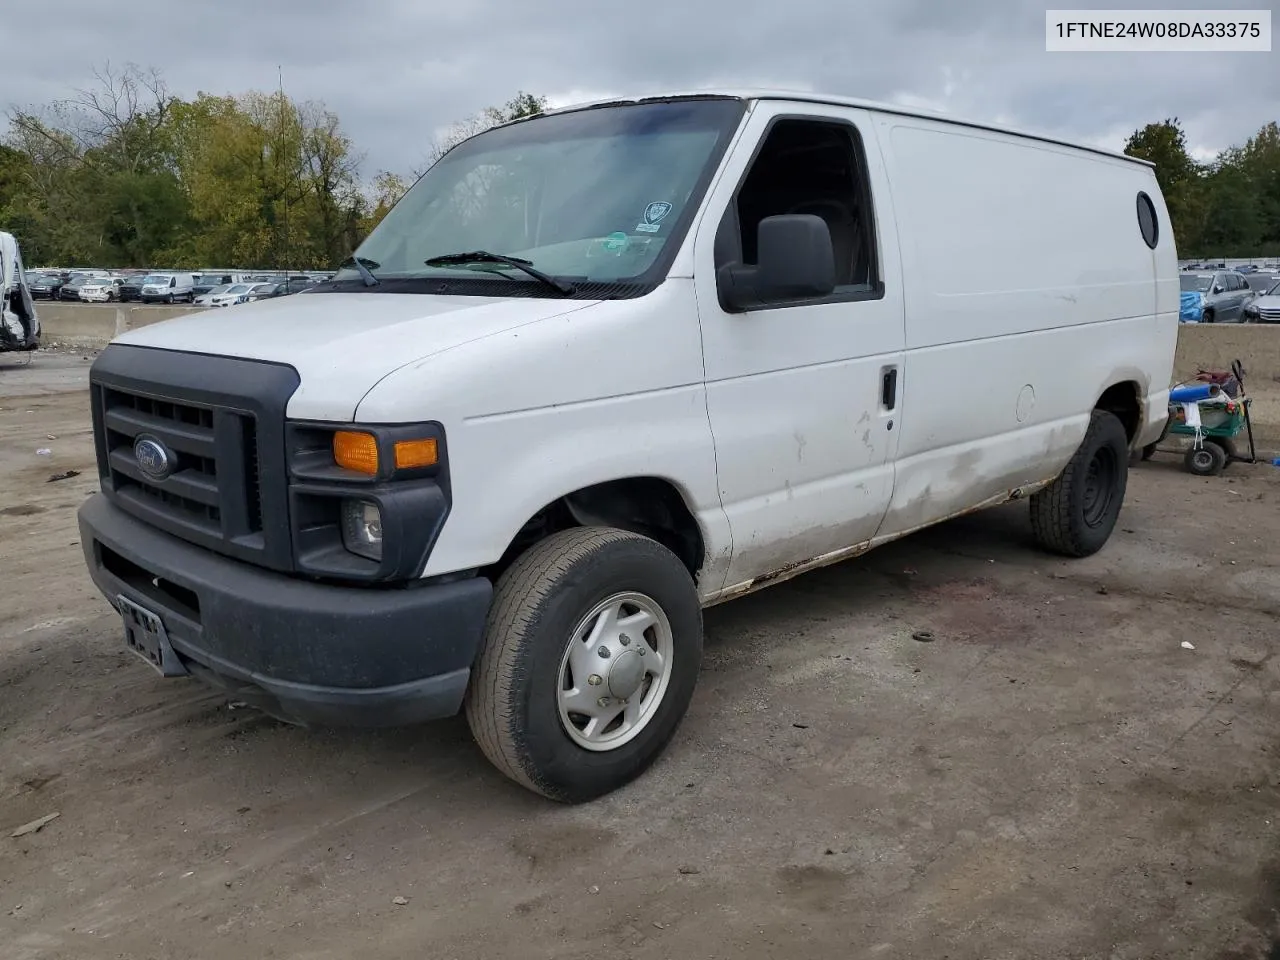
[90,345,300,572]
[101,387,256,540]
[1256,307,1280,322]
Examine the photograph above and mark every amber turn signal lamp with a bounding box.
[333,431,379,475]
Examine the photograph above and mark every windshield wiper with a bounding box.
[338,254,380,287]
[424,251,576,296]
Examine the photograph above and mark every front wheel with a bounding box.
[1030,409,1129,557]
[466,527,703,803]
[1203,309,1216,324]
[164,294,174,304]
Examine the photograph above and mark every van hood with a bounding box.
[113,291,600,421]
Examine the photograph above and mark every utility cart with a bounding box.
[1141,360,1259,476]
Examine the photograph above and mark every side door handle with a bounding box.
[881,366,898,411]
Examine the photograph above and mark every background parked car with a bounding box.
[118,275,147,302]
[192,274,232,297]
[28,273,64,300]
[203,283,256,307]
[58,273,94,301]
[1243,279,1280,324]
[267,276,315,297]
[243,282,280,302]
[193,284,231,307]
[1245,273,1280,295]
[78,276,124,302]
[1179,270,1254,323]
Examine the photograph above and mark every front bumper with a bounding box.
[78,493,493,727]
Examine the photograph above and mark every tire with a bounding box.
[164,294,174,304]
[1140,442,1158,461]
[1030,409,1129,557]
[466,526,703,803]
[1185,443,1226,477]
[1203,309,1216,324]
[1205,436,1236,464]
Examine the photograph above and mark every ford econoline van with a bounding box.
[78,92,1177,802]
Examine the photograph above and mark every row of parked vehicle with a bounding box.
[24,268,329,305]
[1179,268,1280,323]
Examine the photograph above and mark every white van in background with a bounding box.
[0,231,40,351]
[139,272,196,304]
[78,91,1177,803]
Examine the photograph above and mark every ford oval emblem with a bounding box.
[133,436,173,481]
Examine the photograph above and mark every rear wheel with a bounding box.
[1030,410,1129,557]
[466,527,703,803]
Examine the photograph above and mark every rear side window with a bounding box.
[1136,191,1158,249]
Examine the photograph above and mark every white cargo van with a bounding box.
[139,272,196,303]
[78,92,1177,802]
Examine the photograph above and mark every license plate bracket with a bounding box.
[118,595,187,677]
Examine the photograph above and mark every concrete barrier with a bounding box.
[1174,323,1280,382]
[37,303,202,345]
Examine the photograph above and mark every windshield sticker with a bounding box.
[635,200,673,234]
[602,231,629,252]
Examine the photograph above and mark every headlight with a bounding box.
[340,499,383,560]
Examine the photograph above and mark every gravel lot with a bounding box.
[3,351,1280,960]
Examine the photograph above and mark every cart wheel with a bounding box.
[1185,444,1226,477]
[1206,436,1236,466]
[1140,442,1158,461]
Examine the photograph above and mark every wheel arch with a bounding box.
[1095,379,1142,445]
[484,475,707,584]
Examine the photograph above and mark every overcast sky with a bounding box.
[5,0,1278,177]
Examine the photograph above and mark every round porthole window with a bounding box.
[1137,191,1158,249]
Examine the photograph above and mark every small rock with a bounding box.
[824,848,835,856]
[652,921,665,930]
[1096,586,1108,595]
[46,435,57,440]
[236,806,251,814]
[1181,641,1196,651]
[35,448,51,457]
[678,866,700,875]
[792,723,809,730]
[588,885,600,895]
[392,896,409,906]
[912,630,935,643]
[224,880,232,888]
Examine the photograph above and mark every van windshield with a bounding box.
[329,98,745,297]
[141,275,170,285]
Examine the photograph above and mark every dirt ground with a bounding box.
[3,350,1280,960]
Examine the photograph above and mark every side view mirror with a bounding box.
[718,214,836,312]
[1211,285,1222,294]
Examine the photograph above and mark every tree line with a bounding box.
[0,63,545,270]
[1125,117,1280,259]
[4,67,1276,267]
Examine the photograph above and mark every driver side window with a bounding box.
[716,118,879,297]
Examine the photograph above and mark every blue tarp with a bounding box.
[1180,291,1204,323]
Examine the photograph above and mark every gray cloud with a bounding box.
[5,0,1278,176]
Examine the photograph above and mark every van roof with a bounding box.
[539,90,1152,168]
